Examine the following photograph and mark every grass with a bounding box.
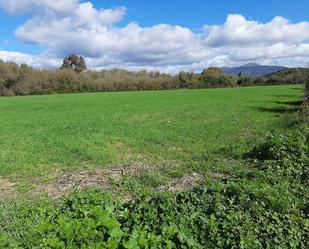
[1,128,308,248]
[0,84,307,248]
[0,85,303,182]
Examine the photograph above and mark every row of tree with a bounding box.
[0,55,308,96]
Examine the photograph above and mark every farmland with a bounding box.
[0,84,308,248]
[0,85,302,178]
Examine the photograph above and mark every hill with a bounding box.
[267,67,308,77]
[264,67,309,85]
[222,63,286,76]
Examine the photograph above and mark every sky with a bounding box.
[0,0,308,73]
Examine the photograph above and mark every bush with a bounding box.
[245,130,308,185]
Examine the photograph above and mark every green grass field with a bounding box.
[1,85,308,248]
[0,85,302,181]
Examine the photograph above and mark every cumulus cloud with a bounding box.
[13,1,208,68]
[204,14,309,47]
[0,50,61,68]
[0,1,309,73]
[203,14,309,65]
[0,0,78,14]
[15,3,127,46]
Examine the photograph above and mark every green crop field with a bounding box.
[1,85,308,248]
[0,85,303,183]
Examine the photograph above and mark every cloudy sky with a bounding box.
[0,0,308,73]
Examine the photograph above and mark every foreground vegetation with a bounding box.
[1,125,308,248]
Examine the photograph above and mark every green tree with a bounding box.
[61,54,87,73]
[201,67,224,78]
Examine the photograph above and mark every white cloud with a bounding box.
[0,0,78,14]
[204,14,309,47]
[0,50,60,68]
[0,1,309,73]
[13,2,208,68]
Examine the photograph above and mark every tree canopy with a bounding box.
[61,54,87,73]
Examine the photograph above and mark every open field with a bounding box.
[0,85,303,177]
[0,85,303,192]
[0,85,308,248]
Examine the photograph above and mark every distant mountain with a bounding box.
[222,63,287,77]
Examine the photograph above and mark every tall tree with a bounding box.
[61,54,87,73]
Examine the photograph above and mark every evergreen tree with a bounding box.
[61,54,87,73]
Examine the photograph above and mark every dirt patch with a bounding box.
[39,169,123,199]
[1,163,228,200]
[157,173,204,193]
[37,162,153,199]
[15,161,209,200]
[0,177,17,200]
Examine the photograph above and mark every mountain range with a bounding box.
[222,63,287,76]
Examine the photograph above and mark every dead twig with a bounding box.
[111,169,126,176]
[298,97,309,121]
[73,178,86,190]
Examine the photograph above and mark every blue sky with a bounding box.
[0,0,308,72]
[95,0,309,27]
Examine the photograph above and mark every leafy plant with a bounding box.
[1,128,308,249]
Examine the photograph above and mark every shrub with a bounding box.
[245,130,308,184]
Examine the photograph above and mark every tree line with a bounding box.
[0,55,308,96]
